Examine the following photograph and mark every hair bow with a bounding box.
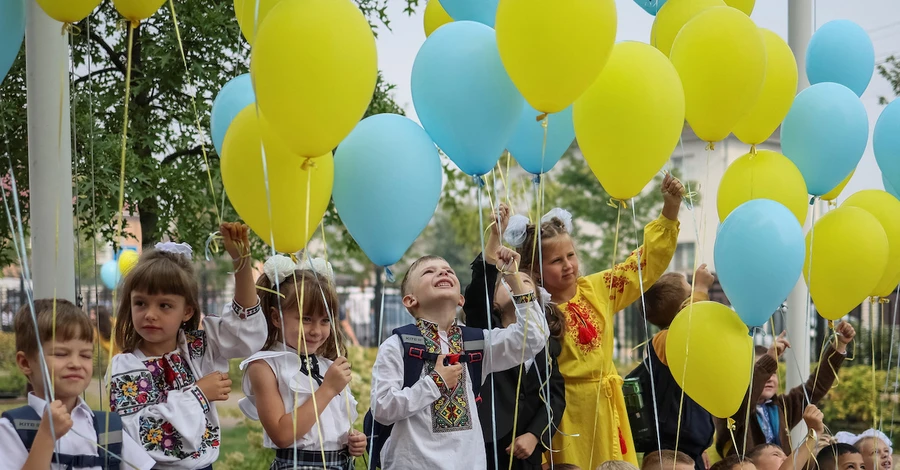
[263,255,334,285]
[155,242,193,260]
[502,208,573,248]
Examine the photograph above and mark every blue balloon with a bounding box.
[883,175,899,200]
[333,114,443,267]
[412,21,524,176]
[0,0,25,84]
[874,99,900,193]
[101,260,122,290]
[714,199,806,327]
[506,104,575,175]
[441,0,498,27]
[634,0,668,15]
[211,74,255,156]
[781,82,868,196]
[806,20,875,97]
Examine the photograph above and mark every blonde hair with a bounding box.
[516,216,571,282]
[598,461,639,470]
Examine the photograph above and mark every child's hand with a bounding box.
[486,204,512,265]
[506,432,539,460]
[496,246,521,273]
[433,354,463,390]
[767,331,791,359]
[323,357,352,395]
[220,222,250,261]
[834,321,855,352]
[196,371,232,402]
[347,429,367,457]
[661,173,685,221]
[802,404,825,434]
[693,264,715,293]
[39,400,73,440]
[493,203,512,236]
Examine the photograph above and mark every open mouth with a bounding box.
[435,280,453,288]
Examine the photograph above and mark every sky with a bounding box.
[373,0,900,200]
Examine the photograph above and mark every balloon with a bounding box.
[234,0,282,44]
[252,0,377,158]
[333,114,442,267]
[820,171,854,202]
[732,29,798,145]
[222,106,333,253]
[874,100,900,192]
[440,0,497,27]
[650,0,724,57]
[842,190,900,298]
[634,0,668,15]
[724,0,754,15]
[113,0,166,22]
[118,250,140,277]
[574,41,685,200]
[506,104,574,175]
[884,176,900,200]
[715,199,805,327]
[804,207,888,320]
[781,83,869,196]
[35,0,100,23]
[101,260,121,290]
[669,7,766,143]
[666,301,753,418]
[211,74,255,156]
[495,0,617,114]
[424,0,453,37]
[806,20,875,97]
[1,0,24,86]
[412,21,523,176]
[717,150,808,224]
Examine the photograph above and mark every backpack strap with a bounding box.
[1,406,41,451]
[92,411,123,470]
[459,327,485,399]
[392,324,439,389]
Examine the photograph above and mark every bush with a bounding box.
[0,332,25,397]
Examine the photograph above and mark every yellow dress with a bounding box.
[547,215,679,469]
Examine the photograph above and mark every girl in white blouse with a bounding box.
[108,224,268,469]
[238,255,367,470]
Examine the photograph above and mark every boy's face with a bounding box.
[17,338,93,401]
[403,259,463,311]
[838,453,867,470]
[754,446,788,470]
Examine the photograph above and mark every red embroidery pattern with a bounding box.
[565,297,602,354]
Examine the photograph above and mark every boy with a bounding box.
[370,253,549,469]
[710,455,758,470]
[641,450,696,470]
[816,444,865,470]
[0,299,154,470]
[632,264,716,470]
[748,405,826,470]
[716,322,855,457]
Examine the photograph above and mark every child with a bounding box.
[634,264,715,470]
[463,204,567,470]
[852,430,894,470]
[598,461,639,470]
[238,255,366,469]
[0,299,155,469]
[108,223,267,469]
[710,455,758,470]
[816,444,865,470]
[716,323,855,457]
[511,173,685,469]
[748,405,825,470]
[370,253,549,468]
[641,450,696,470]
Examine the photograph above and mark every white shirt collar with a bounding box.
[27,392,93,417]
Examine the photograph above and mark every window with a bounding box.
[671,242,695,273]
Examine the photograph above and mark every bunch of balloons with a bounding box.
[35,0,166,25]
[100,249,140,290]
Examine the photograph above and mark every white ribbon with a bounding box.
[263,254,334,285]
[502,208,573,248]
[155,242,193,260]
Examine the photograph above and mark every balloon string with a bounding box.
[881,284,899,430]
[367,269,388,470]
[477,183,501,470]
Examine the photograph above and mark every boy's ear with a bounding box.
[457,294,465,308]
[402,294,417,310]
[16,351,33,379]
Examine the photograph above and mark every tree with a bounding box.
[878,55,899,104]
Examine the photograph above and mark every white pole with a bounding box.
[25,0,75,302]
[786,0,813,448]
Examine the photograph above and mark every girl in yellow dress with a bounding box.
[511,174,684,470]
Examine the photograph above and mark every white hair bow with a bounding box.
[502,208,573,248]
[155,242,193,260]
[263,255,334,285]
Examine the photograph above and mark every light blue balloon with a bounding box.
[806,20,875,97]
[211,74,255,155]
[714,199,806,328]
[874,99,900,192]
[101,260,121,290]
[781,82,868,196]
[412,21,524,177]
[441,0,498,27]
[634,0,667,15]
[883,175,899,200]
[506,104,575,175]
[0,0,25,84]
[333,114,443,267]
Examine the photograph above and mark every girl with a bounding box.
[510,174,684,469]
[238,255,366,470]
[463,204,567,470]
[109,223,268,469]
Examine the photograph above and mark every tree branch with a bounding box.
[74,67,119,85]
[161,145,208,165]
[89,31,127,74]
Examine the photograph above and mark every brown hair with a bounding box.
[93,306,112,342]
[711,454,754,470]
[257,269,345,360]
[551,465,582,470]
[641,272,689,328]
[114,249,202,353]
[15,299,94,358]
[748,443,784,461]
[642,450,696,470]
[401,255,446,297]
[598,462,638,470]
[497,272,566,338]
[517,217,571,282]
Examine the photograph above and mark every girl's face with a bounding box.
[273,307,332,355]
[493,272,536,316]
[540,235,579,296]
[131,291,194,356]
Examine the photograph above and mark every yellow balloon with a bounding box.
[733,29,798,145]
[650,0,725,57]
[820,171,854,201]
[35,0,101,23]
[842,190,900,298]
[495,0,617,114]
[574,42,685,200]
[221,106,334,254]
[804,207,889,320]
[252,0,377,159]
[424,0,453,37]
[118,250,140,277]
[666,301,753,419]
[113,0,166,22]
[670,7,766,143]
[717,150,808,224]
[233,0,283,45]
[724,0,755,15]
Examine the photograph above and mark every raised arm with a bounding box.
[782,323,853,428]
[462,254,499,330]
